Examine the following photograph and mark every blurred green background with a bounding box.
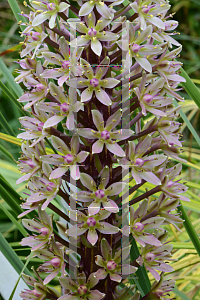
[0,1,200,299]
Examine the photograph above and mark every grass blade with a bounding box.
[173,99,200,147]
[0,143,15,163]
[0,111,15,136]
[8,253,33,300]
[177,203,200,257]
[0,232,31,276]
[173,286,191,300]
[180,67,200,109]
[0,202,27,237]
[130,238,151,296]
[0,81,25,115]
[7,0,27,31]
[0,58,23,98]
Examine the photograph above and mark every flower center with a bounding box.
[131,44,141,53]
[46,182,56,191]
[51,257,61,267]
[95,189,105,199]
[141,6,151,14]
[27,159,35,168]
[135,158,144,168]
[62,60,70,69]
[87,217,96,227]
[143,94,153,104]
[90,78,99,87]
[64,154,74,164]
[77,285,88,295]
[36,83,45,91]
[133,222,144,232]
[107,260,117,271]
[101,130,110,140]
[31,32,41,41]
[37,122,44,132]
[88,28,97,37]
[39,227,50,235]
[47,3,56,10]
[145,252,156,262]
[61,103,70,112]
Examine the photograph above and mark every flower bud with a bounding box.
[101,130,110,140]
[133,222,144,232]
[145,252,156,262]
[61,103,70,112]
[77,285,88,295]
[88,28,97,37]
[51,257,61,268]
[90,78,99,87]
[64,154,74,164]
[39,227,50,235]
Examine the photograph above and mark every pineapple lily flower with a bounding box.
[41,37,83,86]
[20,205,53,251]
[77,109,133,157]
[59,271,105,300]
[66,210,119,246]
[70,14,119,56]
[95,238,137,282]
[20,271,61,300]
[35,239,66,284]
[37,83,83,130]
[20,30,47,58]
[117,24,163,71]
[68,57,119,106]
[130,0,170,30]
[119,136,166,185]
[74,166,125,214]
[41,135,89,180]
[122,200,164,247]
[30,0,69,29]
[134,73,173,116]
[136,241,174,281]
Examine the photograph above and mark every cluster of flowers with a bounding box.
[15,0,188,299]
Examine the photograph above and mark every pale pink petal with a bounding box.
[109,273,122,282]
[122,264,137,275]
[81,88,93,102]
[91,38,102,56]
[92,140,104,154]
[106,142,125,157]
[88,290,105,300]
[106,182,126,196]
[95,88,112,106]
[87,229,98,245]
[140,172,161,185]
[43,115,65,128]
[95,268,107,280]
[88,201,100,215]
[103,200,119,213]
[50,167,68,179]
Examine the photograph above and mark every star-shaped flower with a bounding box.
[77,109,133,157]
[59,272,105,300]
[70,14,118,56]
[66,210,119,246]
[74,166,125,214]
[30,0,69,29]
[95,238,137,282]
[37,83,83,130]
[41,135,89,180]
[119,135,166,185]
[41,37,83,86]
[68,57,119,106]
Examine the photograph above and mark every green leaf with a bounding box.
[7,0,27,31]
[173,286,191,300]
[180,67,200,109]
[8,252,33,300]
[0,143,16,163]
[0,111,15,136]
[0,58,23,98]
[173,99,200,147]
[0,202,27,236]
[0,174,35,218]
[130,238,151,297]
[0,232,31,276]
[177,204,200,257]
[0,80,25,115]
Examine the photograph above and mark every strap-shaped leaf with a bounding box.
[0,81,25,115]
[177,204,200,257]
[0,144,15,163]
[7,0,27,31]
[0,232,31,276]
[0,58,23,98]
[130,238,151,296]
[0,111,15,136]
